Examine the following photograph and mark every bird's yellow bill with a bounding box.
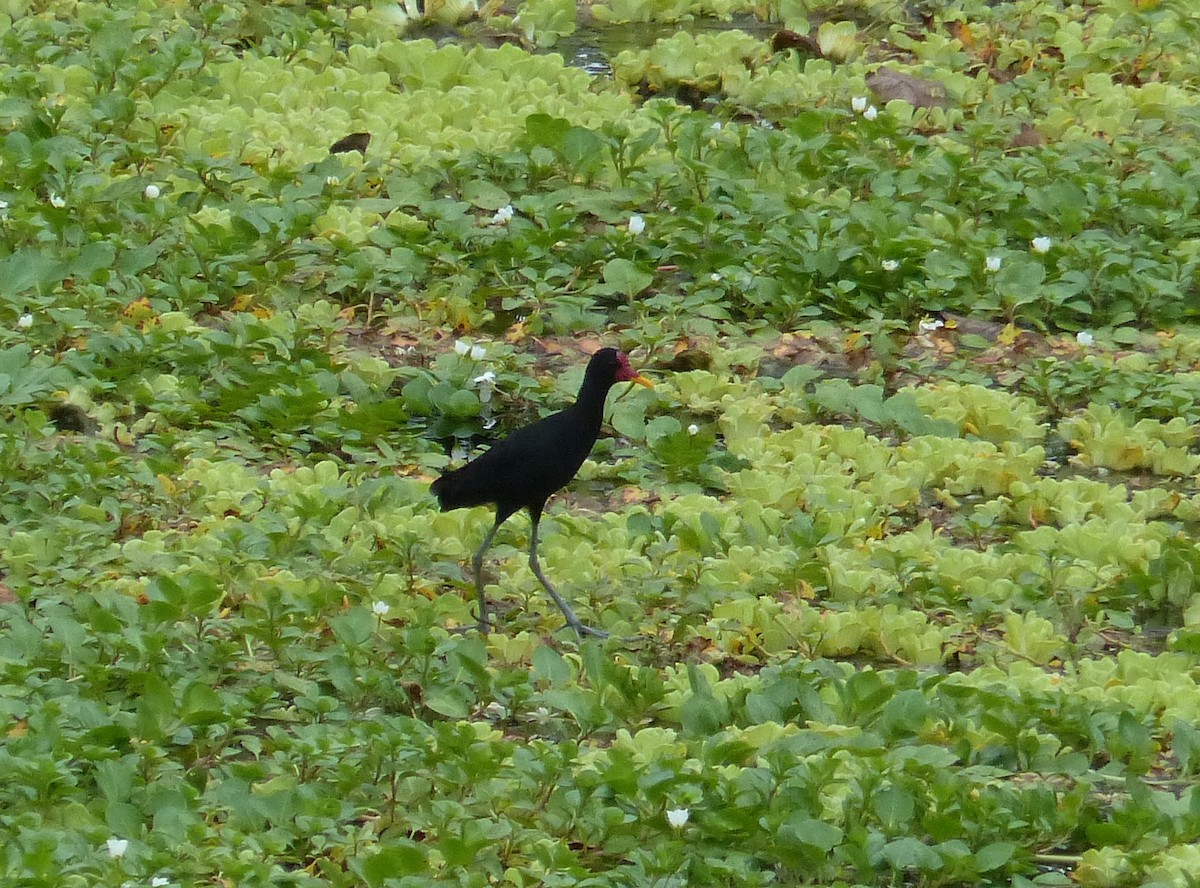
[628,375,653,389]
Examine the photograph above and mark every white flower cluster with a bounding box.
[851,96,878,120]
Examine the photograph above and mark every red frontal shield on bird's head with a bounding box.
[614,351,653,389]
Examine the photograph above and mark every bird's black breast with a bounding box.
[431,406,601,514]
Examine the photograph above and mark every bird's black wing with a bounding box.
[431,408,597,512]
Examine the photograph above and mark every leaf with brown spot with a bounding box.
[123,296,155,321]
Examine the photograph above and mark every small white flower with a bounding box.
[687,424,700,436]
[1031,236,1052,254]
[106,838,129,858]
[470,345,486,361]
[17,313,33,330]
[482,417,498,430]
[881,259,899,272]
[491,204,514,225]
[985,255,1002,272]
[454,340,471,357]
[1076,331,1094,347]
[666,808,690,828]
[151,879,170,888]
[325,176,340,187]
[474,370,497,405]
[49,193,65,208]
[918,318,944,333]
[144,183,161,200]
[863,105,879,121]
[372,601,390,616]
[628,214,646,236]
[0,198,9,214]
[851,96,868,113]
[710,272,721,282]
[710,121,722,131]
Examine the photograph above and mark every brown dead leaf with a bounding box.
[941,312,1005,340]
[389,332,422,350]
[1011,122,1046,149]
[0,581,15,605]
[948,21,975,50]
[504,319,533,343]
[768,331,842,370]
[655,347,712,372]
[771,29,821,56]
[617,486,659,508]
[8,719,28,738]
[329,131,371,156]
[867,67,949,109]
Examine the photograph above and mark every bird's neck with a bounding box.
[572,379,612,422]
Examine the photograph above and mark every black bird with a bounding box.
[431,348,652,637]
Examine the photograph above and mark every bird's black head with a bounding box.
[586,348,653,389]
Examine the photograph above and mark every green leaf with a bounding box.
[532,644,571,685]
[358,840,427,886]
[425,686,472,718]
[330,609,374,649]
[562,126,604,176]
[72,241,117,280]
[0,249,62,293]
[461,179,510,210]
[782,816,843,851]
[602,258,653,298]
[181,681,225,726]
[880,837,942,871]
[524,112,572,149]
[872,786,915,830]
[975,841,1015,872]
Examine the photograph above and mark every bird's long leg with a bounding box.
[471,517,505,633]
[528,515,608,639]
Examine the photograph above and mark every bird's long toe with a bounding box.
[571,622,609,639]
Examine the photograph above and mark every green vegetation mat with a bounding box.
[4,0,1200,885]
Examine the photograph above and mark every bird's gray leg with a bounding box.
[528,516,608,639]
[471,518,504,633]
